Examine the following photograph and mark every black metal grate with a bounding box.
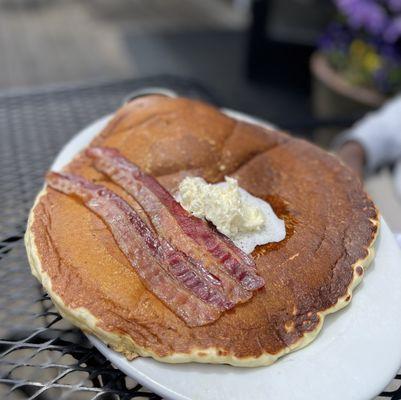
[0,76,399,400]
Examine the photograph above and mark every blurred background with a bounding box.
[1,0,401,236]
[0,0,329,126]
[1,1,401,399]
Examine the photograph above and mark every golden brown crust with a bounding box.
[25,96,379,366]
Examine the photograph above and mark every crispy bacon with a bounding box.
[46,172,232,327]
[87,148,252,304]
[86,147,265,291]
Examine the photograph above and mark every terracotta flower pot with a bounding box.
[310,52,387,116]
[310,52,388,147]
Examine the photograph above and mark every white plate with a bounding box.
[51,111,401,400]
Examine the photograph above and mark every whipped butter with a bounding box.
[178,177,286,253]
[179,177,264,237]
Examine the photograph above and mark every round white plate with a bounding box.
[51,111,401,400]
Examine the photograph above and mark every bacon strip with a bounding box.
[46,172,231,327]
[87,149,252,304]
[86,147,265,291]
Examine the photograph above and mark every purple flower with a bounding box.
[384,16,401,42]
[318,21,352,51]
[321,1,401,94]
[335,0,360,10]
[334,0,388,35]
[386,0,401,13]
[377,40,401,60]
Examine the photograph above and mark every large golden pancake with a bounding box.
[25,96,379,367]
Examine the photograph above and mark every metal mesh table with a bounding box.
[0,76,399,400]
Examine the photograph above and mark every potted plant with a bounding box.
[311,0,401,120]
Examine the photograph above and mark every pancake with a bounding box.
[25,95,379,367]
